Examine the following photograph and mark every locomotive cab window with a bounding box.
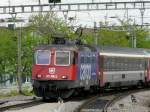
[55,51,70,66]
[36,50,50,65]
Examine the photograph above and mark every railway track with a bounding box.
[0,94,93,112]
[75,87,150,112]
[1,88,149,112]
[0,93,93,112]
[0,97,43,112]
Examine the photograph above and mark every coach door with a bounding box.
[147,58,150,82]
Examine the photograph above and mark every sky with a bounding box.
[1,0,150,5]
[0,0,150,27]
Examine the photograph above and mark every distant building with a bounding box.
[0,18,27,28]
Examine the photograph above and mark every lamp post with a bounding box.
[38,0,42,13]
[17,21,22,94]
[94,21,97,46]
[140,8,145,28]
[10,12,22,94]
[128,24,136,48]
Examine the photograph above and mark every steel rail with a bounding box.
[0,98,42,111]
[104,88,150,112]
[75,88,150,112]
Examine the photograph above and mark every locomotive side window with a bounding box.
[36,50,50,65]
[84,56,88,63]
[80,56,84,63]
[55,51,70,66]
[87,56,91,63]
[92,55,96,63]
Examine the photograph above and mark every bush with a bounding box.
[21,82,33,96]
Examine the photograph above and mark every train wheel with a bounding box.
[62,89,75,98]
[55,89,75,99]
[42,88,48,101]
[145,82,150,88]
[73,88,81,96]
[99,87,104,93]
[137,81,144,88]
[42,96,47,101]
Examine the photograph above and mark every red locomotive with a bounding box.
[32,38,99,99]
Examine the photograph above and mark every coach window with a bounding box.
[136,59,140,70]
[116,57,120,71]
[137,59,140,69]
[144,60,147,69]
[114,57,117,71]
[112,57,116,71]
[115,58,118,70]
[139,59,142,69]
[139,59,145,70]
[104,57,108,71]
[108,57,111,71]
[55,51,70,66]
[134,59,136,69]
[121,58,124,70]
[128,58,132,70]
[117,58,121,70]
[109,57,112,71]
[124,58,127,70]
[133,59,136,70]
[36,50,50,65]
[126,58,129,70]
[125,58,128,70]
[141,59,145,69]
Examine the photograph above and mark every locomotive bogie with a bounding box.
[32,79,99,98]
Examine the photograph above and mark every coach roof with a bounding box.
[97,46,150,58]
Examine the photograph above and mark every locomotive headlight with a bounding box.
[37,74,42,78]
[61,75,68,79]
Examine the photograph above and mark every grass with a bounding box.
[0,89,19,99]
[0,83,33,99]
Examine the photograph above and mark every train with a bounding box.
[32,38,150,100]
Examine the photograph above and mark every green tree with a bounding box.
[135,27,150,48]
[97,29,129,47]
[0,28,17,80]
[28,12,74,42]
[85,18,150,48]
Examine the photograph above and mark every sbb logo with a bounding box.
[49,68,55,74]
